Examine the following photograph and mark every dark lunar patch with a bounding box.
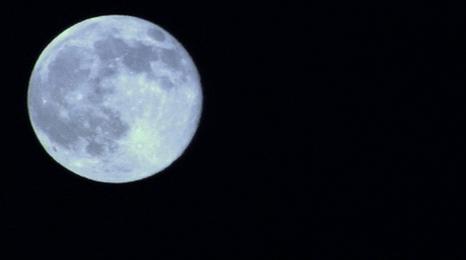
[98,65,118,79]
[47,46,91,95]
[99,107,129,137]
[122,43,158,73]
[94,37,129,60]
[29,40,129,152]
[86,63,118,103]
[160,76,175,90]
[86,141,104,156]
[83,108,127,156]
[160,48,182,69]
[29,76,129,153]
[29,101,81,148]
[87,79,115,104]
[147,28,165,41]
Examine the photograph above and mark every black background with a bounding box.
[2,1,465,258]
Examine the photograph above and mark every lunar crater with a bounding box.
[147,28,166,42]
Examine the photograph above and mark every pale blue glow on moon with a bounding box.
[27,15,203,183]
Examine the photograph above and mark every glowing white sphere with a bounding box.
[27,15,202,183]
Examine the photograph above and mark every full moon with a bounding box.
[27,15,203,183]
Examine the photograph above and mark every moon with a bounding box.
[27,15,203,183]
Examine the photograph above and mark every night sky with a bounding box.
[2,1,464,258]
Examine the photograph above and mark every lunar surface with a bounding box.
[27,15,202,183]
